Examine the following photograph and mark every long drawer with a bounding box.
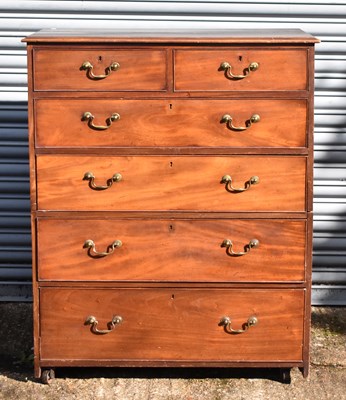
[33,49,167,91]
[37,218,306,282]
[40,288,304,362]
[35,99,307,148]
[174,48,308,91]
[36,155,307,211]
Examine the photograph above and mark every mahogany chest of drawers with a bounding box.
[23,29,318,383]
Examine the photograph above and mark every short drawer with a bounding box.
[175,49,308,91]
[37,218,306,282]
[36,155,306,212]
[40,288,304,362]
[33,49,167,91]
[35,99,307,148]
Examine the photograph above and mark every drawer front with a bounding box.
[40,288,304,362]
[175,49,308,91]
[35,99,307,148]
[36,155,306,211]
[33,49,167,91]
[37,219,306,282]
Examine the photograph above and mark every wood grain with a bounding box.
[35,98,307,148]
[33,49,167,91]
[40,288,304,362]
[175,49,308,91]
[36,155,307,211]
[37,218,306,282]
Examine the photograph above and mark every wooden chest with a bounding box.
[23,29,318,383]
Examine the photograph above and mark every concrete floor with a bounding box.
[0,304,345,400]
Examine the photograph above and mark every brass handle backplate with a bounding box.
[219,61,259,80]
[81,61,120,80]
[83,239,122,258]
[219,315,258,334]
[84,315,123,334]
[221,238,259,256]
[221,175,259,192]
[82,111,120,130]
[83,171,122,190]
[221,114,260,131]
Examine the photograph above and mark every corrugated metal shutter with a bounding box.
[1,1,345,304]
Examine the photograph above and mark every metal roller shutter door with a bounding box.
[0,1,345,304]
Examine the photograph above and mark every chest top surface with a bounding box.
[23,28,319,44]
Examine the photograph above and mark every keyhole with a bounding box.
[239,55,243,61]
[171,294,175,300]
[170,161,173,167]
[169,103,173,110]
[98,55,103,62]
